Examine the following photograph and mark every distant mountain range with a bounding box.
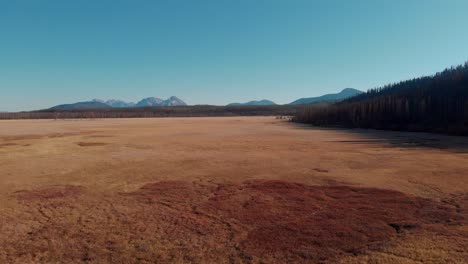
[101,99,135,108]
[49,89,363,110]
[289,88,363,105]
[227,100,276,106]
[50,101,111,110]
[137,96,187,107]
[226,88,362,106]
[50,96,187,110]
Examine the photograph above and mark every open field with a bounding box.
[0,117,467,263]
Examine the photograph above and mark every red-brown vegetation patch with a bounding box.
[129,181,213,202]
[76,142,108,147]
[15,185,85,202]
[2,181,463,263]
[126,180,463,262]
[200,180,463,262]
[124,181,218,213]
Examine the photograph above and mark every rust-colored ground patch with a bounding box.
[15,185,85,202]
[199,180,463,262]
[1,180,463,263]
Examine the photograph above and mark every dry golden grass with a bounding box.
[0,117,466,263]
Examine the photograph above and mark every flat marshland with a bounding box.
[0,117,466,263]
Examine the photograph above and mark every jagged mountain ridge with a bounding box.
[50,96,187,109]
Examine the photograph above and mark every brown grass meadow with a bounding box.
[0,117,466,263]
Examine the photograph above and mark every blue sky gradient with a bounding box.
[1,0,468,111]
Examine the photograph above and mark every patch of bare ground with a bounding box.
[1,135,44,141]
[85,135,114,138]
[1,133,81,142]
[0,180,464,263]
[0,143,19,148]
[76,142,108,147]
[313,168,329,173]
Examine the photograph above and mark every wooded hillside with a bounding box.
[294,62,468,135]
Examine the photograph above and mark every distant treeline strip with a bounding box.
[0,105,315,120]
[294,62,468,136]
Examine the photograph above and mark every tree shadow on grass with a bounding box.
[291,123,468,153]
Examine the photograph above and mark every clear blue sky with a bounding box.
[1,0,468,111]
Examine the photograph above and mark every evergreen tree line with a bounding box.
[294,61,468,135]
[0,105,303,120]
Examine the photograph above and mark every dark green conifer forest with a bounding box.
[294,62,468,135]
